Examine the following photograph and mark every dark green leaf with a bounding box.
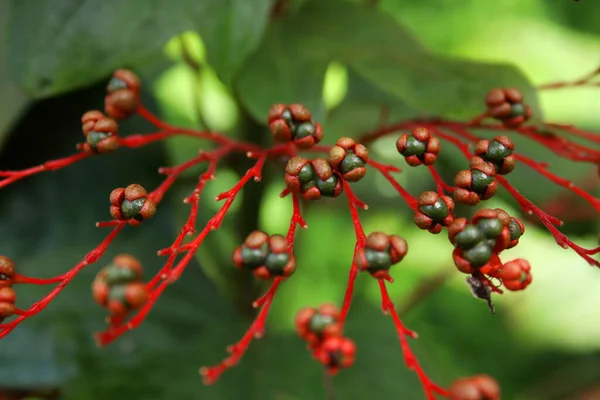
[0,1,29,147]
[240,0,541,121]
[5,0,274,98]
[198,0,275,86]
[235,24,329,123]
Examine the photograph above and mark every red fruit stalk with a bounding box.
[199,193,306,384]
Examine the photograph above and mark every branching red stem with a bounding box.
[378,279,449,399]
[0,152,91,189]
[338,181,367,328]
[537,66,600,90]
[0,223,126,337]
[368,159,418,211]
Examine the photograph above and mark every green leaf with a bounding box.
[4,0,274,98]
[198,0,275,86]
[235,24,330,123]
[0,1,29,147]
[242,0,541,121]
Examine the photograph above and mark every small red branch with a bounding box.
[338,181,367,327]
[0,152,91,189]
[537,66,600,90]
[367,159,418,211]
[199,189,304,383]
[378,280,449,399]
[0,223,125,337]
[428,165,454,194]
[200,277,283,384]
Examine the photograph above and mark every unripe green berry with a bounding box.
[295,122,316,139]
[298,164,315,183]
[454,225,484,249]
[240,243,269,269]
[316,175,339,196]
[476,218,504,239]
[463,242,493,268]
[419,199,449,221]
[508,219,524,242]
[265,252,291,274]
[340,153,365,174]
[486,140,511,163]
[403,136,427,157]
[364,248,392,271]
[471,169,495,192]
[309,313,336,334]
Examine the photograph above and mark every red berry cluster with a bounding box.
[233,231,296,279]
[295,304,356,375]
[485,88,532,129]
[0,256,16,323]
[396,127,441,166]
[109,184,157,226]
[354,232,408,279]
[105,69,140,119]
[92,254,149,315]
[268,104,324,148]
[448,374,501,400]
[80,110,119,153]
[448,208,524,274]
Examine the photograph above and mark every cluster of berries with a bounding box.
[294,304,356,375]
[0,257,16,323]
[233,231,296,280]
[92,254,149,315]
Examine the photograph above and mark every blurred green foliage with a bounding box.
[1,0,600,399]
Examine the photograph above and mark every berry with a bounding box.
[0,256,15,288]
[328,137,369,182]
[449,374,500,400]
[448,209,520,273]
[80,110,119,153]
[395,127,441,166]
[105,69,140,119]
[497,259,532,291]
[454,161,497,206]
[485,88,532,128]
[284,157,343,200]
[414,191,455,234]
[92,254,148,314]
[507,217,525,249]
[109,184,157,225]
[473,136,516,175]
[268,104,323,148]
[295,304,341,348]
[233,231,296,280]
[354,232,408,278]
[315,336,356,375]
[0,286,16,321]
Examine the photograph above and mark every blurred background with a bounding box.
[0,0,599,399]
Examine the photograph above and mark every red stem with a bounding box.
[427,165,454,194]
[537,67,600,90]
[200,277,282,384]
[0,223,125,336]
[378,280,449,399]
[199,189,305,383]
[367,159,418,211]
[338,181,367,327]
[0,152,91,189]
